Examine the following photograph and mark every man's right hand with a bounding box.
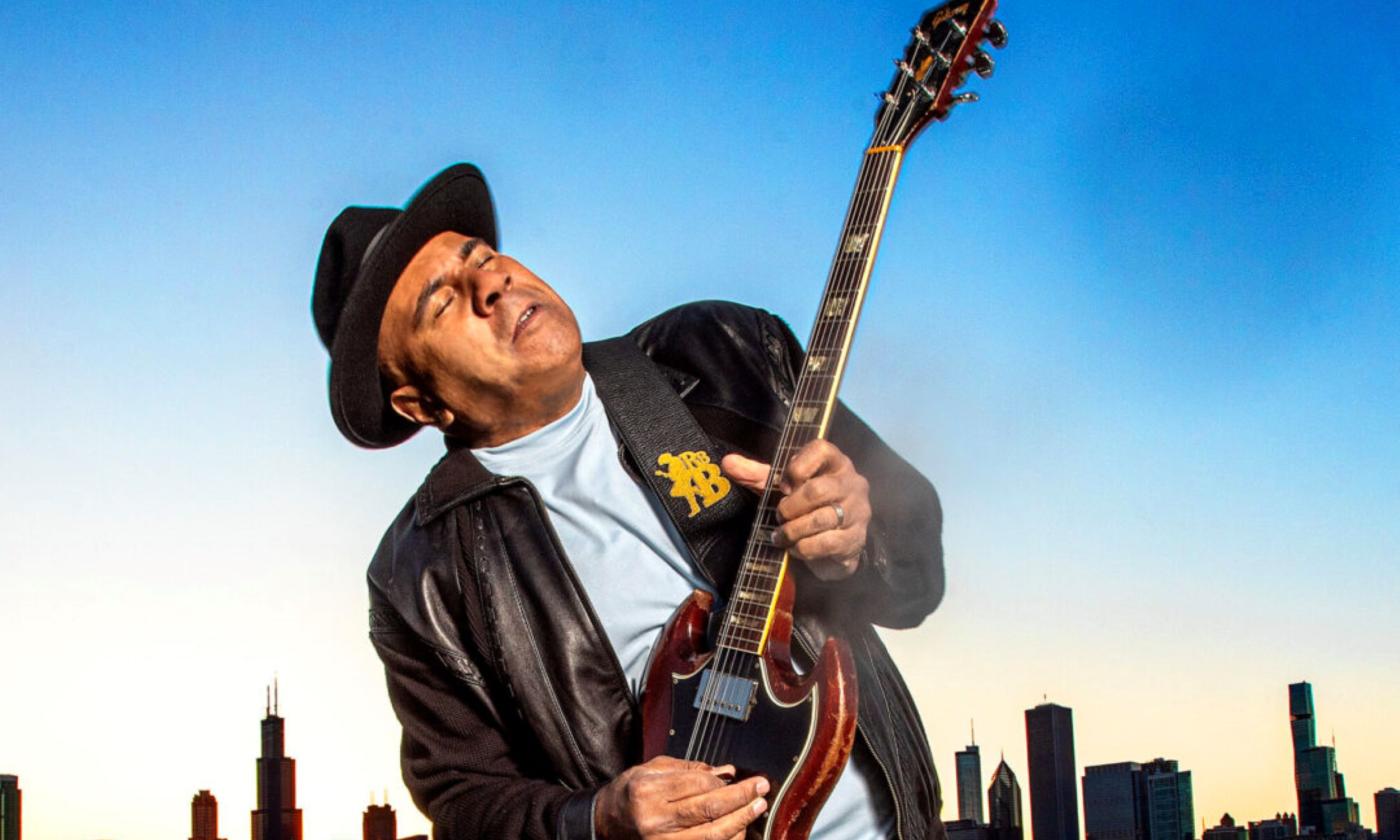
[593,755,770,840]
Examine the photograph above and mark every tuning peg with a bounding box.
[949,92,980,107]
[894,58,915,77]
[949,19,968,38]
[984,19,1008,49]
[911,25,930,45]
[971,50,995,78]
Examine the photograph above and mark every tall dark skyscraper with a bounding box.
[1027,702,1080,840]
[191,790,227,840]
[0,775,19,840]
[990,757,1025,840]
[1142,758,1194,840]
[958,730,987,824]
[1376,788,1400,840]
[363,801,395,840]
[1083,762,1146,840]
[1288,682,1360,836]
[252,681,303,840]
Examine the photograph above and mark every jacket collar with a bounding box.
[413,340,700,526]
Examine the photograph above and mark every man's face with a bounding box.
[377,231,584,445]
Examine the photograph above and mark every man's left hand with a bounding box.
[721,440,870,581]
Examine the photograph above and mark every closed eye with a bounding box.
[434,290,455,320]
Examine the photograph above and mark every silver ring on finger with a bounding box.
[830,501,846,529]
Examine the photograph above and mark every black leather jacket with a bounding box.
[367,301,947,840]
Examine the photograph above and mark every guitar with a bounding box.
[640,3,1006,837]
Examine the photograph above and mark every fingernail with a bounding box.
[756,778,770,795]
[753,797,768,815]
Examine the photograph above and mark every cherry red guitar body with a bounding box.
[640,575,857,840]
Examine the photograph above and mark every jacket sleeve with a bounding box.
[759,309,946,629]
[368,599,598,840]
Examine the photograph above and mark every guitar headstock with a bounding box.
[871,1,1007,150]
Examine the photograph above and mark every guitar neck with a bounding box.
[717,145,906,656]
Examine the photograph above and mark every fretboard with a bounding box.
[718,145,906,655]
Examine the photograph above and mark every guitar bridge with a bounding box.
[693,669,759,722]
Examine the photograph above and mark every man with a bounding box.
[313,163,946,840]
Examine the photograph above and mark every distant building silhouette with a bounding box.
[1142,758,1193,840]
[190,790,226,840]
[990,757,1025,840]
[1203,814,1246,840]
[949,819,1000,840]
[1246,813,1296,840]
[251,680,303,840]
[1288,682,1361,837]
[1027,702,1080,840]
[0,775,19,840]
[364,801,395,840]
[958,733,986,824]
[1377,789,1400,840]
[1083,762,1146,840]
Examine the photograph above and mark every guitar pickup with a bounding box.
[693,670,759,722]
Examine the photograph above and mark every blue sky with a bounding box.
[1,2,1397,839]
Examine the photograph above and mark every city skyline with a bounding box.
[5,680,1393,839]
[2,2,1397,839]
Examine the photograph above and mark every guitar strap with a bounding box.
[583,336,749,552]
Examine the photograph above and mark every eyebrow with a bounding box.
[410,238,488,330]
[411,276,443,330]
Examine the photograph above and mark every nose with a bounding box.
[470,266,512,317]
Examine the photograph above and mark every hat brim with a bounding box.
[328,164,498,448]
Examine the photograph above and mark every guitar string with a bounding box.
[688,145,897,767]
[685,40,929,765]
[688,19,963,765]
[687,20,962,766]
[686,114,903,765]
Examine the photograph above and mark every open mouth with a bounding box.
[513,304,539,342]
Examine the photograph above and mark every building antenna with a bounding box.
[265,684,270,716]
[274,673,280,716]
[971,719,977,746]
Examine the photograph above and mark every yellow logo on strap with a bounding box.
[655,451,731,518]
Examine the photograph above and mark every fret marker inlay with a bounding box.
[824,297,849,318]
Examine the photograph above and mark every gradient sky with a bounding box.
[2,2,1397,839]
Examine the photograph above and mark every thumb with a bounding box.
[721,452,771,493]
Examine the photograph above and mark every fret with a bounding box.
[740,559,783,576]
[716,639,762,655]
[725,606,774,624]
[822,296,851,319]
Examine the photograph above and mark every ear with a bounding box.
[388,384,456,430]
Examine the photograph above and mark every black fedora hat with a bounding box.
[312,163,498,448]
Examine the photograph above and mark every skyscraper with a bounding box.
[252,681,303,840]
[1083,762,1146,840]
[990,757,1025,840]
[1027,702,1080,840]
[191,790,227,840]
[1376,788,1400,840]
[0,775,19,840]
[958,731,987,824]
[363,801,395,840]
[1142,759,1194,840]
[1288,682,1360,836]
